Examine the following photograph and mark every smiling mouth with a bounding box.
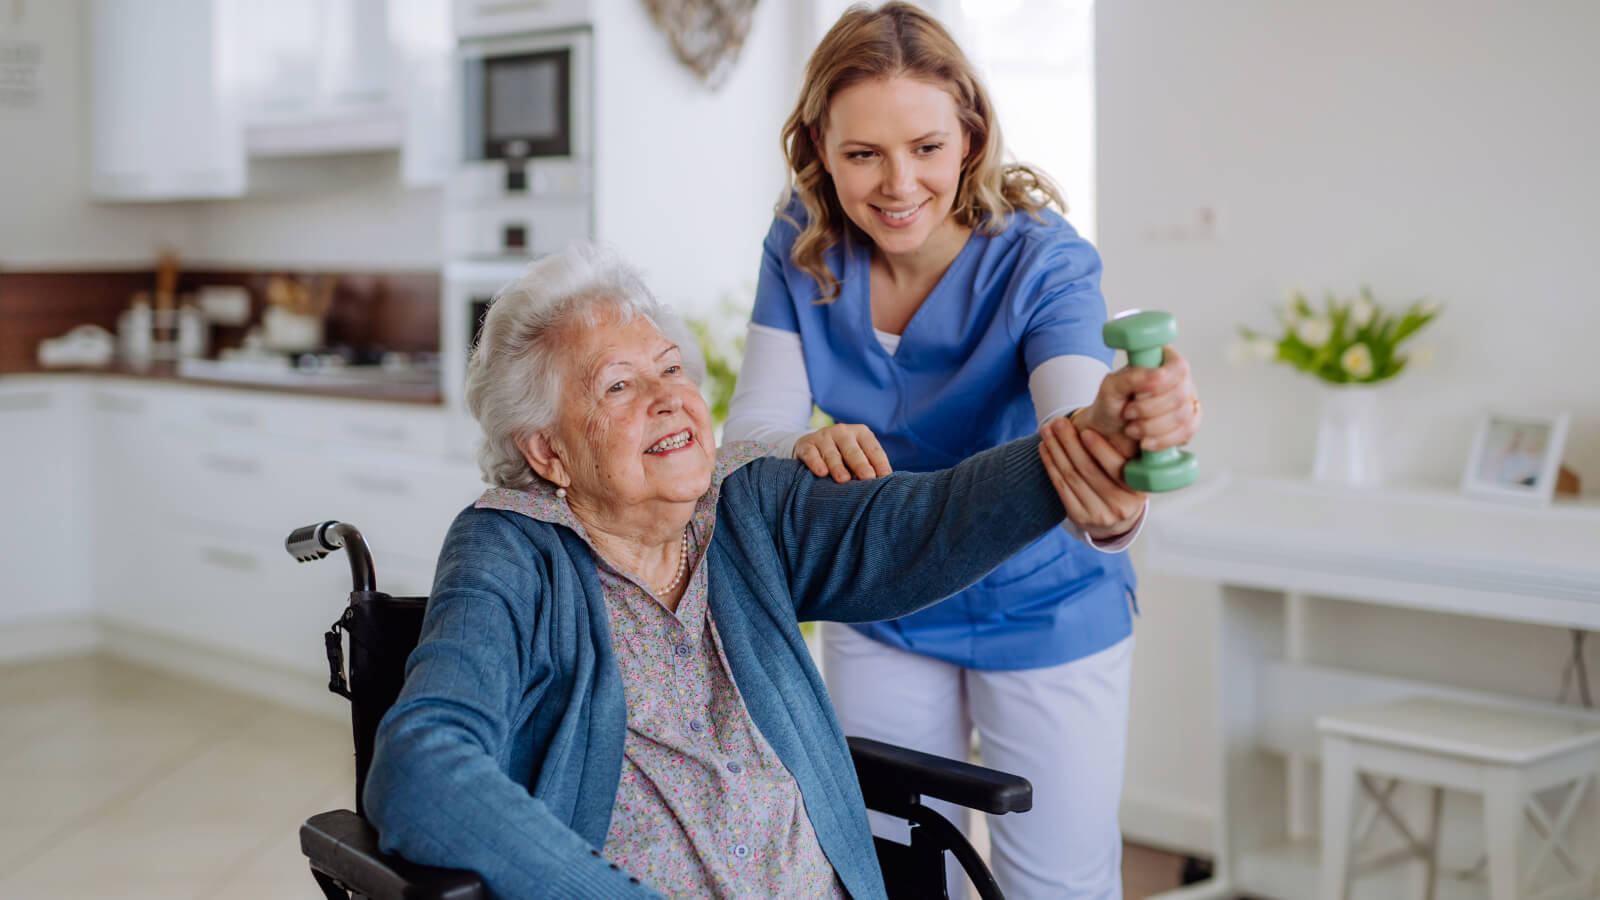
[645,430,693,454]
[874,200,926,222]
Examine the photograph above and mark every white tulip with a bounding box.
[1349,297,1375,328]
[1340,342,1375,379]
[1410,346,1434,367]
[1250,336,1279,361]
[1295,317,1332,348]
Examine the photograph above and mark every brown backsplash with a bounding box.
[0,268,439,374]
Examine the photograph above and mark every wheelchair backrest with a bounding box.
[332,591,428,817]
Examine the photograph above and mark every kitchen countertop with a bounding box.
[7,363,445,406]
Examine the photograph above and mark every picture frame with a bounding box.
[1460,410,1570,503]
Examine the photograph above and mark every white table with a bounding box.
[1144,474,1600,900]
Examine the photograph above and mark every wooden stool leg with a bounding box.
[1321,736,1357,900]
[1423,786,1443,900]
[1483,768,1523,900]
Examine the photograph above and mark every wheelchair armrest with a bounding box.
[301,809,486,900]
[848,736,1032,817]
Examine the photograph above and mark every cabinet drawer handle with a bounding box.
[0,392,51,412]
[200,546,259,571]
[202,454,263,477]
[346,422,409,443]
[206,408,260,428]
[92,393,147,414]
[344,472,411,496]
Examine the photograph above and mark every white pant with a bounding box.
[823,623,1132,900]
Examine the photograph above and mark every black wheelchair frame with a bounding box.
[288,520,1032,900]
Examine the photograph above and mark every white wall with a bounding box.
[0,0,191,268]
[181,155,445,270]
[592,0,806,318]
[1098,0,1600,853]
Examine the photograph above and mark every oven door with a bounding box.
[440,260,530,416]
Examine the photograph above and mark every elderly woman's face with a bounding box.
[538,311,715,510]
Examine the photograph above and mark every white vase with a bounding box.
[1311,384,1381,485]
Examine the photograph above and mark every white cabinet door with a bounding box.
[216,0,322,119]
[0,383,90,627]
[9,378,481,684]
[88,387,188,629]
[88,0,244,201]
[222,0,395,122]
[391,0,457,185]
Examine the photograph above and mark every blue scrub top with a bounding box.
[750,197,1136,671]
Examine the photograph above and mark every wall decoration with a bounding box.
[642,0,758,90]
[0,0,42,117]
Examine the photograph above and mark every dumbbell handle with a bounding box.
[1100,309,1198,492]
[1125,346,1165,370]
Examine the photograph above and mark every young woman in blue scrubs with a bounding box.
[723,4,1201,898]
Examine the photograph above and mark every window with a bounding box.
[951,0,1096,241]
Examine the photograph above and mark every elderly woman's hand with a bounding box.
[1073,346,1202,455]
[1039,417,1147,540]
[794,423,893,483]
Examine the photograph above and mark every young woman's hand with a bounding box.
[794,423,894,482]
[1073,346,1202,454]
[1039,417,1147,540]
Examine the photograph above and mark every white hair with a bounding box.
[465,242,706,490]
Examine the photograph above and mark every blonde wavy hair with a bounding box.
[780,1,1066,302]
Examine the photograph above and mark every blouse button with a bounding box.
[726,761,742,774]
[690,719,704,733]
[733,843,750,859]
[675,644,690,657]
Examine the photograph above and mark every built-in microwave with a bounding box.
[457,29,595,190]
[461,30,589,164]
[447,28,592,259]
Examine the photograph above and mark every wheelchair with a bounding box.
[288,520,1033,900]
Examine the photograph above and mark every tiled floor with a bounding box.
[0,655,1186,899]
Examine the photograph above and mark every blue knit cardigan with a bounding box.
[364,435,1068,899]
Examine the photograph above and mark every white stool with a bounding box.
[1317,697,1600,900]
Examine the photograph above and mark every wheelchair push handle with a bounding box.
[285,520,378,593]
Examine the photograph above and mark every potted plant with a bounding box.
[1237,288,1440,483]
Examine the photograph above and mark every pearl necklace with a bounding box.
[652,526,692,597]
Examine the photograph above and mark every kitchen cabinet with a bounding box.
[0,381,92,634]
[3,376,483,703]
[88,382,482,663]
[225,0,454,183]
[88,0,452,200]
[88,0,245,201]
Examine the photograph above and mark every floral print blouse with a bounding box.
[476,443,848,900]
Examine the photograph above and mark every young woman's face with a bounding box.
[819,75,970,260]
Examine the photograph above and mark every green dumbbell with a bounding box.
[1101,309,1199,492]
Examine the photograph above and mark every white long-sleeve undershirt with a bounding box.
[723,322,1146,551]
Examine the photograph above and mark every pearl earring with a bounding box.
[556,487,567,499]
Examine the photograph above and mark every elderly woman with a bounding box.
[363,242,1149,900]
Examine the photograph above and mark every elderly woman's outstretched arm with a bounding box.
[721,433,1068,623]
